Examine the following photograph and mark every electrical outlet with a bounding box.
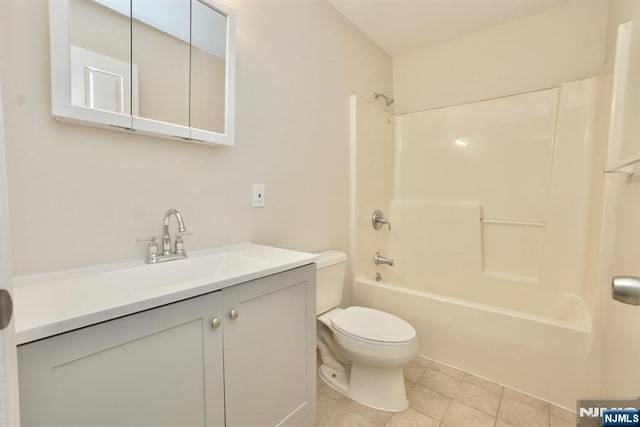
[253,184,265,208]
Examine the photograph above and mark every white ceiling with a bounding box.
[328,0,573,56]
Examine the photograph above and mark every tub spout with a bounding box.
[374,252,394,267]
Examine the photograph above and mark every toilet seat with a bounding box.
[325,306,419,368]
[330,306,416,345]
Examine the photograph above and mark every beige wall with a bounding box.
[0,0,392,275]
[392,0,609,114]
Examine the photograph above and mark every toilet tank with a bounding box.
[316,250,348,315]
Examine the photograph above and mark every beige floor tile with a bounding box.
[346,400,394,425]
[503,387,550,413]
[407,384,452,421]
[331,411,387,427]
[405,379,416,394]
[417,368,462,397]
[498,397,550,427]
[550,404,576,423]
[462,372,504,395]
[404,362,426,383]
[551,415,574,427]
[442,401,496,427]
[386,408,440,427]
[317,392,350,426]
[431,361,465,380]
[317,358,565,427]
[318,378,345,400]
[414,355,433,368]
[453,380,501,416]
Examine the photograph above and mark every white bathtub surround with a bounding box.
[389,79,601,310]
[350,76,606,408]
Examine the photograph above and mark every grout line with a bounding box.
[495,386,505,427]
[441,397,454,426]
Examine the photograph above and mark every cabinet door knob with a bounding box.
[211,318,221,329]
[230,308,239,319]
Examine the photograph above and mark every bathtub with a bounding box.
[352,275,598,408]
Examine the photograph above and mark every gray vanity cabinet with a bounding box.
[17,264,316,427]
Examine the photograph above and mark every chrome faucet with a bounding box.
[137,209,189,264]
[162,209,186,256]
[373,252,394,267]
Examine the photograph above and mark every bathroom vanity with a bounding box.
[14,244,317,427]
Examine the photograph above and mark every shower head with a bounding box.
[374,92,394,106]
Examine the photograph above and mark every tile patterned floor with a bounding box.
[317,357,577,427]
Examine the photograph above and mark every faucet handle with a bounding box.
[137,236,159,263]
[174,231,191,255]
[372,210,392,231]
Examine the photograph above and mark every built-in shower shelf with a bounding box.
[604,152,640,175]
[483,271,540,285]
[481,218,546,227]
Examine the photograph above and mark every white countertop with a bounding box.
[13,243,318,345]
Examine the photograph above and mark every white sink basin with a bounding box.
[102,252,269,294]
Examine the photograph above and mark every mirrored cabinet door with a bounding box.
[190,0,236,145]
[131,0,191,138]
[69,0,134,115]
[51,0,133,128]
[191,0,226,135]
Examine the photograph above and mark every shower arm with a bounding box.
[374,92,394,107]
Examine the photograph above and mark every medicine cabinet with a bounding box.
[49,0,236,146]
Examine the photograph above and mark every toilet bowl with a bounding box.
[315,251,418,412]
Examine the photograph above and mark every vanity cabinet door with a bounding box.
[221,264,317,427]
[17,292,225,427]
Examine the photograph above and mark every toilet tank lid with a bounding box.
[316,250,347,269]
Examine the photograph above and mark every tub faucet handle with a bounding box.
[372,210,391,231]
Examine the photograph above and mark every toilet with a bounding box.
[316,250,418,412]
